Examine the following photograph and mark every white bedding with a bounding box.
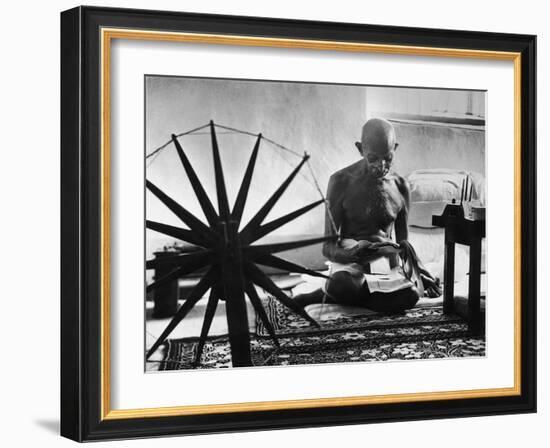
[408,169,485,204]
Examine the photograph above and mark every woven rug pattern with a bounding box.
[160,297,485,370]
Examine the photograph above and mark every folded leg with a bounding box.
[294,270,419,314]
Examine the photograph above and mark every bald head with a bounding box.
[356,118,398,179]
[361,118,396,151]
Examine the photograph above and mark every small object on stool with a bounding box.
[440,201,464,219]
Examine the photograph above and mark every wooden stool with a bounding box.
[433,208,485,334]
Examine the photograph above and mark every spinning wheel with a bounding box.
[146,121,336,367]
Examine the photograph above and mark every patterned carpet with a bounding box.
[160,297,485,370]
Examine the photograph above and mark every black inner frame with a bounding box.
[60,6,536,442]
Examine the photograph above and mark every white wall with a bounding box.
[145,77,365,245]
[365,87,486,177]
[1,1,546,447]
[144,79,484,265]
[365,87,485,118]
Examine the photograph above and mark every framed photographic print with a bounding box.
[60,6,536,441]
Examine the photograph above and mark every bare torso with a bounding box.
[322,160,409,265]
[339,161,406,240]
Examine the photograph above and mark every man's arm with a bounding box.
[395,175,441,296]
[322,174,357,264]
[394,175,410,244]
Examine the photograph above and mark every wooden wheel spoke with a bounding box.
[231,134,261,226]
[244,235,337,257]
[193,280,221,367]
[253,254,329,280]
[245,281,279,347]
[210,121,230,219]
[239,153,310,240]
[172,134,219,226]
[146,125,329,367]
[244,262,319,328]
[146,220,206,247]
[243,199,324,244]
[145,249,212,270]
[146,180,216,242]
[146,267,216,359]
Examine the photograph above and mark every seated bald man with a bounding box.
[295,118,441,313]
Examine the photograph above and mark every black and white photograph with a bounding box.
[0,0,542,443]
[144,76,487,371]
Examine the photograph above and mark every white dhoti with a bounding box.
[324,239,420,295]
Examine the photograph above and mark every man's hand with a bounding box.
[420,270,442,298]
[350,239,401,263]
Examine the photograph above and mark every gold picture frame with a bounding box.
[61,6,536,441]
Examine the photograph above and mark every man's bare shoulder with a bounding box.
[329,160,364,184]
[390,172,410,197]
[390,172,408,187]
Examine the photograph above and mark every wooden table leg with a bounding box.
[468,239,482,334]
[443,236,455,315]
